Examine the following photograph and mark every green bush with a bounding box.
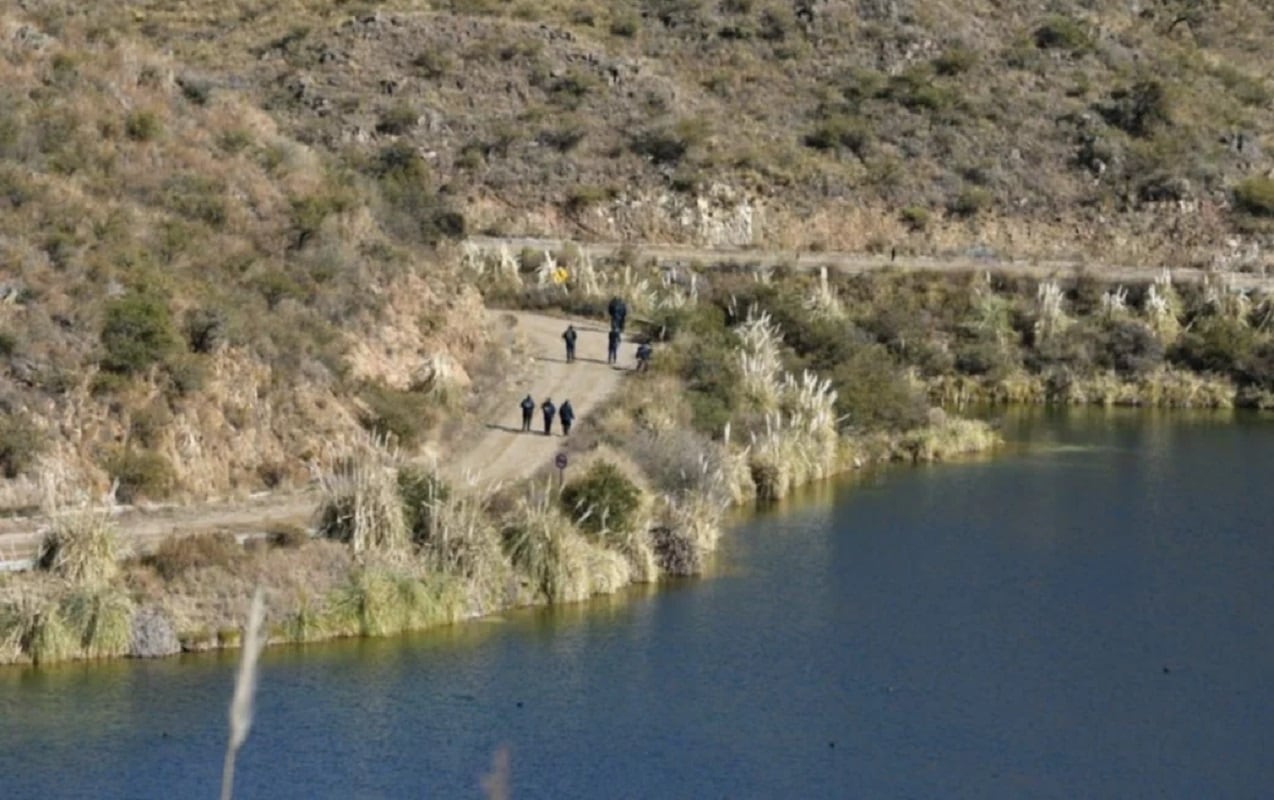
[100,292,181,375]
[802,114,870,156]
[0,414,46,479]
[104,448,177,502]
[933,46,978,76]
[830,344,930,432]
[609,13,639,37]
[1100,80,1172,138]
[1233,177,1274,217]
[1033,15,1092,52]
[358,384,435,447]
[900,206,930,231]
[1170,317,1257,378]
[948,186,993,217]
[124,110,162,142]
[561,461,642,537]
[375,103,419,136]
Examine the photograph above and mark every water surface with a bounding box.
[2,409,1272,798]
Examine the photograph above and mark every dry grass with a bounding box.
[316,436,409,556]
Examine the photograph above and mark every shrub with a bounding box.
[802,114,870,156]
[561,461,643,538]
[830,344,929,431]
[1100,80,1172,138]
[184,307,227,354]
[609,13,639,37]
[933,46,978,76]
[948,186,993,217]
[1034,15,1092,52]
[124,110,162,141]
[0,414,45,479]
[103,448,177,502]
[900,206,930,232]
[1094,319,1164,376]
[1169,316,1256,378]
[358,384,435,448]
[146,532,242,580]
[375,103,419,136]
[266,524,309,549]
[316,440,409,554]
[1233,177,1274,217]
[100,292,181,374]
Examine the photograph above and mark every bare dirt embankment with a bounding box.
[0,310,627,567]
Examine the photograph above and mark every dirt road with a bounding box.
[448,311,625,486]
[0,311,626,569]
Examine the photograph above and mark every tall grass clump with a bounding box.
[316,436,408,555]
[734,306,785,409]
[0,597,78,665]
[501,484,629,603]
[331,569,461,637]
[62,588,134,659]
[37,468,122,586]
[404,474,509,610]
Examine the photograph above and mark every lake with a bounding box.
[2,408,1272,799]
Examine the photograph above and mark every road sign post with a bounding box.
[554,452,568,487]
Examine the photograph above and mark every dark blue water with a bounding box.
[2,409,1273,799]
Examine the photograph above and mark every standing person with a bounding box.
[607,328,621,365]
[541,397,556,436]
[559,400,575,436]
[635,342,652,372]
[607,296,622,332]
[520,394,535,432]
[562,324,578,363]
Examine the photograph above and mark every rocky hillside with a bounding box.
[2,0,1273,507]
[80,0,1274,266]
[0,10,487,508]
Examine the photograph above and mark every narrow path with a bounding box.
[467,236,1274,291]
[0,311,628,568]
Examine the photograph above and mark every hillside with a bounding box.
[68,0,1274,266]
[2,0,1273,508]
[0,10,489,508]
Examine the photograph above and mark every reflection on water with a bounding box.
[2,409,1272,799]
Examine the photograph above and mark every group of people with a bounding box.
[517,297,656,437]
[559,296,652,370]
[521,395,574,436]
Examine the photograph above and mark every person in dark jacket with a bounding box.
[607,328,621,365]
[562,325,578,363]
[607,297,628,333]
[520,394,535,432]
[635,342,653,372]
[559,400,575,436]
[541,398,557,436]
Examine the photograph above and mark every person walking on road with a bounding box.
[520,394,535,432]
[635,341,653,372]
[562,325,578,363]
[607,328,621,365]
[559,400,575,436]
[608,297,628,333]
[541,397,557,436]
